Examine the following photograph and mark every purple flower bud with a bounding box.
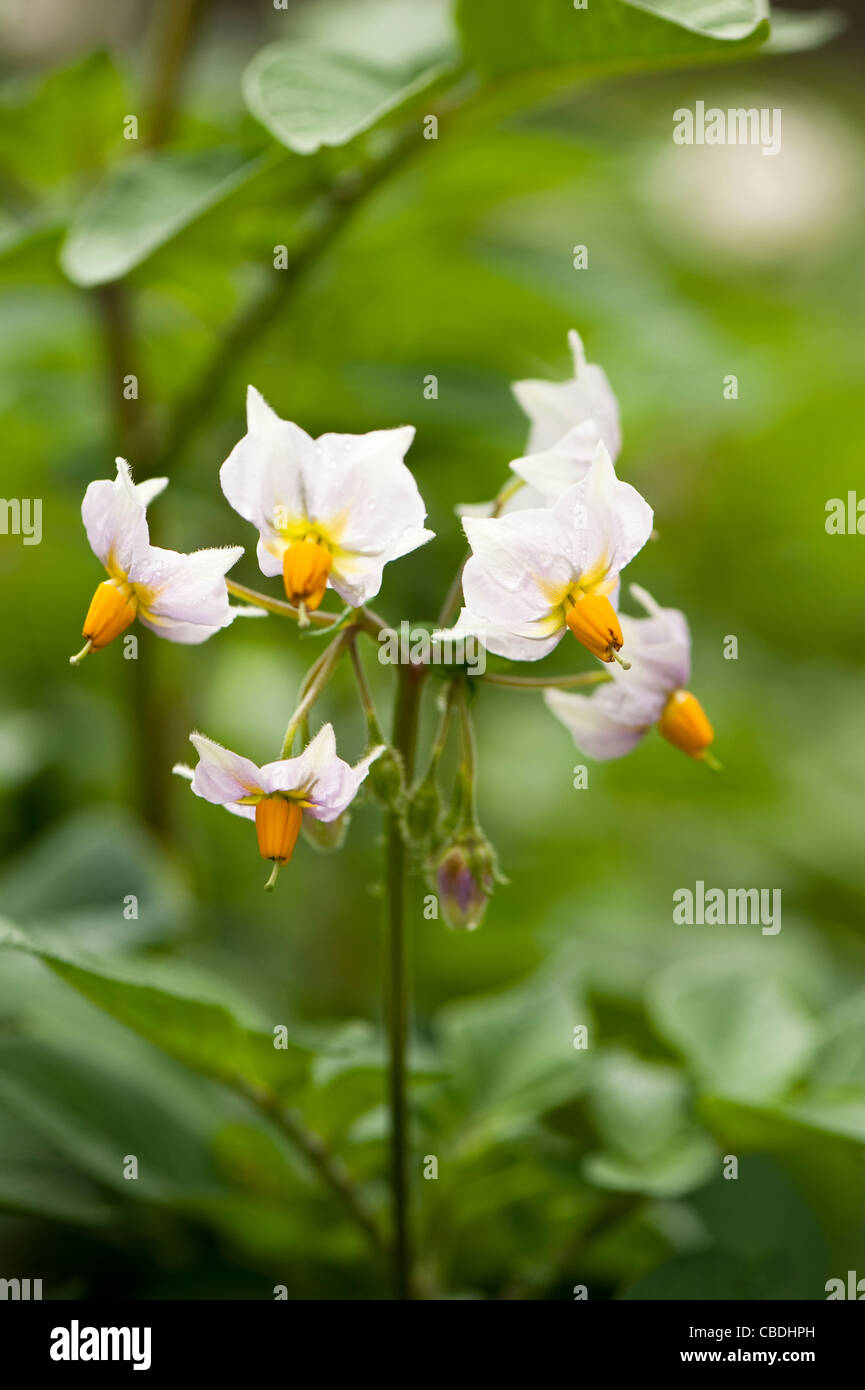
[434,836,495,932]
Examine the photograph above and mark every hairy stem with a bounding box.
[225,578,384,637]
[384,661,425,1297]
[481,670,612,691]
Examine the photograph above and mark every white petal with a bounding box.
[444,607,564,663]
[462,509,573,616]
[509,422,599,501]
[618,585,692,692]
[308,426,432,601]
[554,443,653,587]
[134,476,169,507]
[304,744,384,822]
[259,723,338,797]
[220,386,316,573]
[132,545,242,643]
[545,688,648,760]
[511,330,621,456]
[81,458,150,575]
[190,733,264,806]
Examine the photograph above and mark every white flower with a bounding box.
[186,724,383,884]
[512,329,621,458]
[220,386,434,614]
[442,443,652,664]
[71,459,242,664]
[545,585,716,763]
[509,422,613,505]
[457,329,622,518]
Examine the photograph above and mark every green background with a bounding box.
[0,0,862,1299]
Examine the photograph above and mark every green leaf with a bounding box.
[438,972,590,1142]
[621,1249,792,1300]
[242,44,444,155]
[808,989,865,1091]
[0,921,313,1100]
[59,149,262,287]
[0,1036,223,1200]
[584,1050,716,1196]
[0,806,189,950]
[455,0,834,78]
[0,1102,115,1225]
[0,51,128,192]
[647,959,817,1103]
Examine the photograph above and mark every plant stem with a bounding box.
[481,670,612,691]
[154,117,434,476]
[145,0,206,149]
[225,578,385,637]
[384,661,425,1297]
[280,629,350,756]
[243,1086,386,1262]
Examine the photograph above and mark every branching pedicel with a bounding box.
[71,328,718,900]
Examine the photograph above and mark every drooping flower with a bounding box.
[441,442,652,664]
[186,723,383,888]
[544,585,717,765]
[70,459,243,664]
[512,329,622,459]
[220,387,434,618]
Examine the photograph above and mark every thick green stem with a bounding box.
[384,662,425,1298]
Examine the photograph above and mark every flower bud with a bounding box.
[565,592,623,663]
[366,745,404,808]
[301,809,350,853]
[433,833,496,932]
[255,796,303,863]
[405,777,441,845]
[657,689,714,760]
[282,539,332,611]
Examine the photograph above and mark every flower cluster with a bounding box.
[439,330,716,767]
[70,331,716,899]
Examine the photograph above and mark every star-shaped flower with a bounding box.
[186,723,383,887]
[70,460,243,664]
[442,443,652,664]
[220,387,434,618]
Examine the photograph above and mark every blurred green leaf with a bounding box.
[0,52,127,193]
[584,1050,716,1196]
[648,959,817,1102]
[0,806,188,950]
[59,149,263,287]
[456,0,834,78]
[243,44,445,154]
[437,971,590,1143]
[0,1035,223,1200]
[0,921,313,1099]
[0,1102,115,1225]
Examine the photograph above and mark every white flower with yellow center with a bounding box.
[442,442,652,665]
[545,585,717,765]
[70,459,243,665]
[186,723,383,888]
[220,386,434,619]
